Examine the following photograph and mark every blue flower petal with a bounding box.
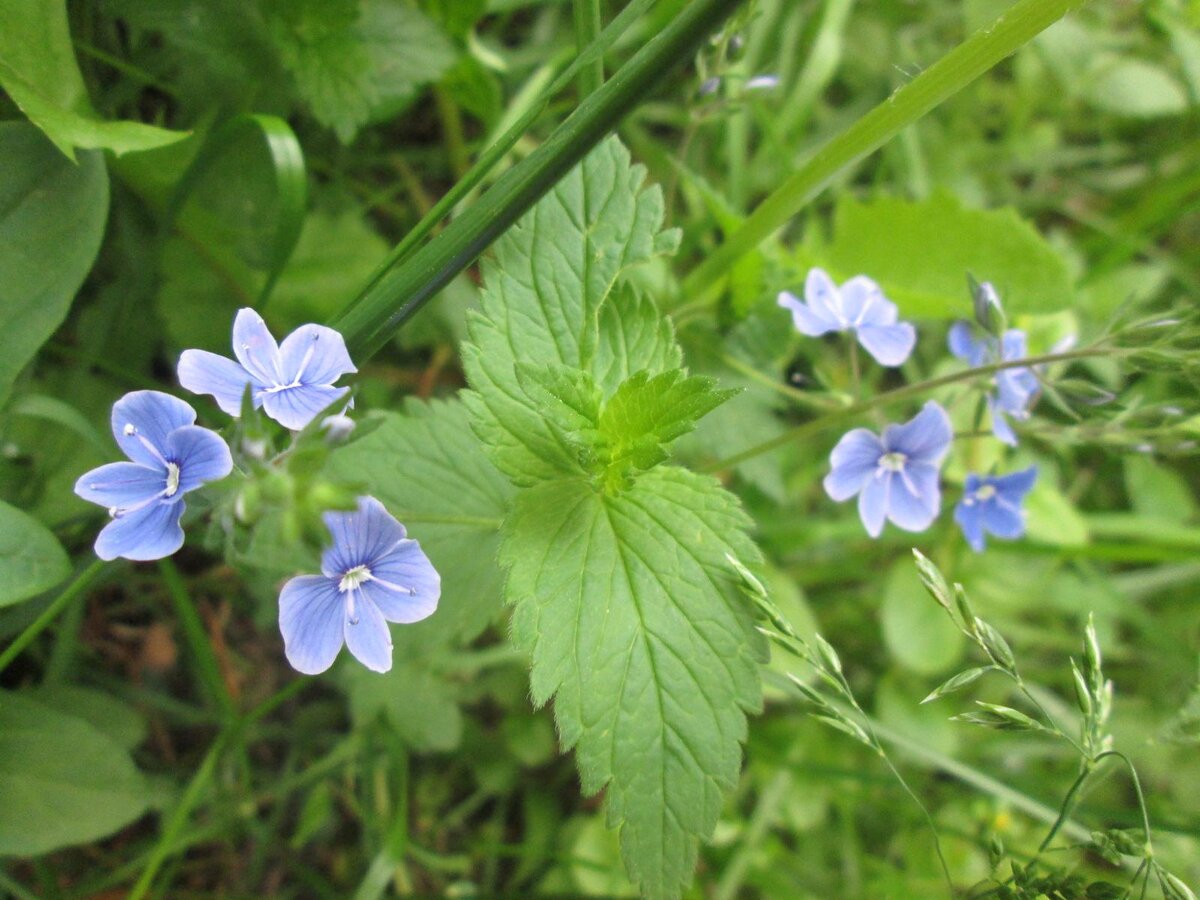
[994,465,1038,498]
[841,276,894,326]
[980,495,1025,539]
[948,322,987,366]
[111,391,195,467]
[996,366,1038,414]
[988,398,1019,446]
[166,425,233,494]
[857,321,916,367]
[343,594,392,672]
[888,463,940,532]
[261,384,349,431]
[778,290,840,336]
[279,575,346,675]
[858,473,889,538]
[278,324,357,387]
[1000,329,1028,361]
[320,496,408,577]
[804,267,844,325]
[824,428,883,501]
[178,349,261,416]
[232,308,282,386]
[882,401,952,464]
[362,540,440,624]
[954,499,987,552]
[75,461,165,508]
[94,499,185,561]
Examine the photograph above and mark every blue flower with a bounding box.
[954,467,1038,552]
[278,496,440,675]
[948,320,1039,446]
[74,391,233,561]
[778,268,917,366]
[824,401,952,537]
[178,308,357,431]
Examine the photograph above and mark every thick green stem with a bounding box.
[335,0,748,359]
[0,559,107,676]
[573,0,605,98]
[679,0,1092,305]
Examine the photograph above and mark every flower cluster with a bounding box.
[74,309,438,675]
[782,269,1042,551]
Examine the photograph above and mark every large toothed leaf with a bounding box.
[464,136,762,897]
[462,137,679,485]
[502,469,765,899]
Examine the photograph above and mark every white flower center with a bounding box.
[339,564,371,593]
[164,462,181,497]
[974,484,996,502]
[878,451,907,472]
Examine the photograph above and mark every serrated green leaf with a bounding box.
[325,398,513,645]
[0,122,108,404]
[514,364,603,435]
[462,137,680,485]
[599,370,736,473]
[502,469,765,899]
[268,0,457,143]
[823,191,1073,318]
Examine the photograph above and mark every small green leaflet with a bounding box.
[503,471,764,899]
[463,136,764,898]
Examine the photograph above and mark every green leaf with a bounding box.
[0,500,70,608]
[502,469,765,899]
[325,398,513,645]
[268,0,457,143]
[0,0,187,159]
[822,191,1073,318]
[598,370,736,476]
[0,690,152,855]
[21,686,147,752]
[1081,55,1190,118]
[343,661,463,752]
[462,137,680,485]
[880,560,965,676]
[0,122,108,404]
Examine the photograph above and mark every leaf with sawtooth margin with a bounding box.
[502,468,765,899]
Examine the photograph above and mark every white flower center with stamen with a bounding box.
[164,462,181,497]
[975,484,996,502]
[339,564,371,593]
[878,451,907,472]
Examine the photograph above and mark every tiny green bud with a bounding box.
[1163,872,1198,900]
[974,618,1017,673]
[260,470,293,503]
[1084,613,1103,680]
[1070,658,1093,719]
[813,633,843,675]
[235,482,261,524]
[921,666,992,704]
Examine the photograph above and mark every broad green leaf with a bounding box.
[0,500,70,608]
[0,690,152,855]
[503,470,765,899]
[823,191,1073,318]
[462,137,679,484]
[0,0,187,159]
[0,122,108,404]
[325,398,513,645]
[880,560,965,676]
[268,0,457,143]
[21,686,147,752]
[343,661,463,752]
[1024,482,1089,547]
[1081,55,1190,119]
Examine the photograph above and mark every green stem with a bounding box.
[573,0,605,98]
[434,86,470,179]
[679,0,1092,304]
[0,559,107,676]
[706,345,1117,472]
[158,559,236,721]
[335,0,748,360]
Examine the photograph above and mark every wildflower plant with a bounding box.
[2,2,1198,898]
